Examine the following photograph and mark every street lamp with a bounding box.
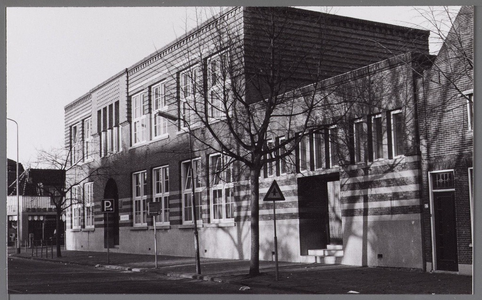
[157,110,202,274]
[7,118,20,254]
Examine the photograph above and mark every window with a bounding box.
[83,118,93,160]
[152,82,169,138]
[390,110,404,157]
[71,124,81,164]
[465,91,474,130]
[84,182,94,229]
[207,51,231,120]
[210,154,235,222]
[431,171,455,190]
[99,101,120,156]
[133,171,148,226]
[180,66,202,128]
[328,126,339,168]
[153,166,170,224]
[278,136,288,175]
[298,134,310,172]
[132,92,148,145]
[181,158,203,224]
[266,139,275,177]
[71,185,82,230]
[313,130,326,170]
[353,119,366,163]
[371,114,383,160]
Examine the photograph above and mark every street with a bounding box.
[7,257,286,294]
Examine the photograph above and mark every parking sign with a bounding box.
[102,199,115,213]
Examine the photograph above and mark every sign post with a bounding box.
[263,180,285,281]
[148,201,162,268]
[102,199,115,264]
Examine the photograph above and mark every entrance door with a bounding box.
[434,191,458,271]
[104,179,120,248]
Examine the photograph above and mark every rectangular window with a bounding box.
[278,136,287,175]
[132,93,148,145]
[210,153,234,222]
[84,182,94,229]
[313,130,325,170]
[353,119,366,163]
[266,139,275,177]
[371,114,383,160]
[329,126,339,168]
[71,185,82,230]
[71,124,81,165]
[298,134,310,172]
[133,171,148,226]
[83,118,93,161]
[181,158,202,224]
[153,166,170,225]
[207,51,231,120]
[431,171,455,190]
[390,110,404,157]
[180,66,202,128]
[465,92,474,130]
[152,82,169,138]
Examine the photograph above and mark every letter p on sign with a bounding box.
[102,199,115,213]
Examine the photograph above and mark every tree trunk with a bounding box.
[55,207,62,257]
[249,167,261,276]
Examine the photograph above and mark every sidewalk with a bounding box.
[8,247,472,294]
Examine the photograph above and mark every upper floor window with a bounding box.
[132,93,148,145]
[265,139,275,177]
[210,153,235,223]
[389,109,404,157]
[71,124,82,165]
[153,165,170,225]
[277,136,288,175]
[99,101,120,156]
[132,171,148,226]
[328,125,339,168]
[180,66,202,129]
[181,158,203,224]
[371,114,384,160]
[207,51,231,120]
[152,82,169,138]
[464,91,474,131]
[313,130,326,170]
[298,133,310,172]
[84,182,94,229]
[83,117,93,161]
[353,119,366,163]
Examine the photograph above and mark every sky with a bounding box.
[6,5,461,167]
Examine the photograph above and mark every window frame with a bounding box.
[71,124,81,165]
[390,109,404,158]
[179,66,203,129]
[277,136,288,175]
[464,90,474,131]
[371,114,384,161]
[152,81,169,139]
[132,170,148,227]
[353,118,366,164]
[209,153,235,223]
[181,158,203,225]
[71,185,82,230]
[152,165,170,225]
[207,51,231,121]
[132,92,148,145]
[298,133,310,172]
[83,182,94,229]
[328,125,339,168]
[313,129,326,170]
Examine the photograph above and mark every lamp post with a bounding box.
[157,110,201,274]
[7,117,20,254]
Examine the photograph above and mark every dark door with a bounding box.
[434,191,458,271]
[104,179,120,248]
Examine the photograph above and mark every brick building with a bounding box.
[62,6,473,272]
[418,6,474,274]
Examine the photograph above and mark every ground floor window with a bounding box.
[132,171,147,226]
[153,165,170,225]
[210,153,234,223]
[181,158,202,224]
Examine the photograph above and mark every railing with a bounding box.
[30,239,56,259]
[7,196,56,214]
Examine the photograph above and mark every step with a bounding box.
[307,249,344,257]
[313,255,343,265]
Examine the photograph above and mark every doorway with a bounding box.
[104,179,119,248]
[298,173,342,255]
[433,191,458,271]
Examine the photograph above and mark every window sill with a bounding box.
[150,224,171,230]
[131,225,148,231]
[179,224,203,229]
[83,227,95,232]
[205,222,235,228]
[71,228,81,232]
[152,133,169,141]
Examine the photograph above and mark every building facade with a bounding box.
[62,6,472,274]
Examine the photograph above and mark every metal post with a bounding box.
[190,135,201,275]
[7,118,20,254]
[154,216,158,268]
[106,212,110,264]
[273,201,279,281]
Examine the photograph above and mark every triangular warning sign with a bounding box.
[263,180,285,201]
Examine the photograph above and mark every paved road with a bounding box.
[7,257,286,294]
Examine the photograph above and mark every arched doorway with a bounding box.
[104,178,120,248]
